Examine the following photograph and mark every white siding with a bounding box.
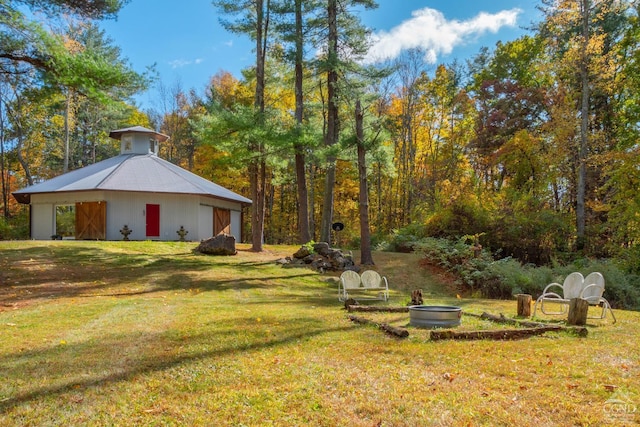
[28,191,245,241]
[105,192,199,241]
[231,210,241,241]
[198,205,213,240]
[31,203,54,240]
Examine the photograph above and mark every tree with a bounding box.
[214,0,273,251]
[1,0,127,75]
[539,0,629,251]
[316,0,376,244]
[272,0,324,243]
[354,99,373,264]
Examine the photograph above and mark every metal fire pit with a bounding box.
[408,305,462,329]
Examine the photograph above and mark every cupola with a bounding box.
[108,126,170,155]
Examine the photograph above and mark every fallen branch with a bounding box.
[430,326,562,341]
[479,312,549,328]
[346,305,409,313]
[348,315,409,338]
[478,312,588,337]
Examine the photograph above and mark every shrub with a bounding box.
[414,236,640,309]
[423,197,490,239]
[0,212,29,240]
[380,223,427,253]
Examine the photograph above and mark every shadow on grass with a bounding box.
[0,243,322,308]
[0,316,354,413]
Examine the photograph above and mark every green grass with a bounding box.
[1,241,638,426]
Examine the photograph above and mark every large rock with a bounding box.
[195,234,237,255]
[293,246,312,259]
[313,242,331,256]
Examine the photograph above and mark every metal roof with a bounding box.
[12,153,252,205]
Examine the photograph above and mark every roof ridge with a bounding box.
[150,155,213,193]
[95,154,135,188]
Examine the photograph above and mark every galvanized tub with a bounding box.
[408,305,462,329]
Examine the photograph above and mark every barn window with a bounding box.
[123,135,132,152]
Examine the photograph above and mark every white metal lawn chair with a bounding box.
[532,272,584,317]
[360,270,389,302]
[581,272,616,323]
[338,270,362,302]
[338,270,390,302]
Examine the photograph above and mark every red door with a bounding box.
[146,204,160,237]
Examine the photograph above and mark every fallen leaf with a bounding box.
[604,384,618,392]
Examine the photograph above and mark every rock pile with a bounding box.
[277,242,357,272]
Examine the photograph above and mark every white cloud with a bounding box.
[168,58,205,69]
[364,8,521,64]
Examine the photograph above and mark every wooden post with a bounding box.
[568,298,589,325]
[516,294,532,317]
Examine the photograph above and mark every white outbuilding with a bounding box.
[12,126,251,241]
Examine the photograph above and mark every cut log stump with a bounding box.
[568,298,589,326]
[516,294,532,317]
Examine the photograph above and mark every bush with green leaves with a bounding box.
[0,213,30,240]
[411,236,640,308]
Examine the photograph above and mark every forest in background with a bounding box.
[2,0,640,275]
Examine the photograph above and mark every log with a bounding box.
[516,294,532,317]
[479,312,548,328]
[430,326,562,341]
[568,298,589,326]
[346,305,409,313]
[347,315,409,338]
[478,312,588,337]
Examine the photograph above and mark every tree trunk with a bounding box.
[293,0,311,244]
[356,100,374,265]
[63,90,70,173]
[250,0,270,252]
[320,0,338,244]
[15,128,33,186]
[576,0,590,251]
[0,94,8,219]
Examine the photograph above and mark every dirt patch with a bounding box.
[418,258,464,296]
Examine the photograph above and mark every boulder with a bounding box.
[313,242,331,256]
[293,246,311,259]
[195,234,237,255]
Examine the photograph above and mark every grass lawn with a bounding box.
[1,241,638,426]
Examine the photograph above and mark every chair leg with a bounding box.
[540,299,568,315]
[606,302,617,324]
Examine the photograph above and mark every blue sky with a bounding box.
[100,1,542,110]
